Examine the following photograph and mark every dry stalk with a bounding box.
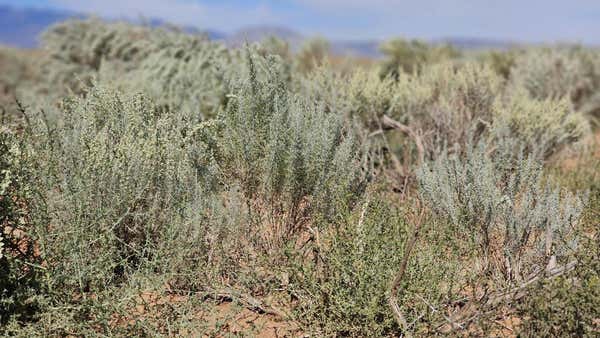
[388,199,426,337]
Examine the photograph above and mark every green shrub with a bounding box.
[417,138,587,285]
[38,18,232,118]
[3,16,599,336]
[296,37,331,74]
[289,198,408,336]
[39,18,156,95]
[518,233,599,337]
[477,49,519,79]
[300,65,396,124]
[0,126,42,326]
[389,61,503,157]
[28,83,221,293]
[219,51,365,248]
[379,38,460,78]
[120,34,231,120]
[509,46,600,117]
[491,92,590,159]
[257,36,292,61]
[0,47,39,119]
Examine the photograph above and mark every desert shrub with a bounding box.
[518,233,599,337]
[120,34,231,120]
[39,18,157,94]
[509,46,600,117]
[516,146,600,337]
[0,126,43,326]
[38,18,232,118]
[219,51,365,249]
[476,49,520,79]
[257,36,293,61]
[256,36,294,83]
[0,47,28,94]
[379,38,460,79]
[388,61,503,157]
[0,47,40,118]
[27,83,221,294]
[301,65,396,123]
[289,198,409,336]
[491,92,590,159]
[296,37,331,74]
[417,138,587,286]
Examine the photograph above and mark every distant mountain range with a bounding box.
[0,5,517,57]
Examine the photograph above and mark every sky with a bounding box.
[2,0,600,43]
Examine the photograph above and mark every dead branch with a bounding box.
[388,201,426,337]
[203,287,288,318]
[377,115,425,166]
[437,259,578,333]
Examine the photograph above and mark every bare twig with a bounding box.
[439,260,578,333]
[379,114,426,165]
[203,287,288,318]
[15,99,30,127]
[388,200,426,336]
[1,106,6,124]
[485,259,577,307]
[371,114,406,175]
[414,293,464,330]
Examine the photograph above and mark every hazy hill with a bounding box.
[0,5,224,48]
[0,5,516,56]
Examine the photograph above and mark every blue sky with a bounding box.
[2,0,600,43]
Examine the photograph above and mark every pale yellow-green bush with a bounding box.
[509,46,600,117]
[0,47,40,118]
[257,36,292,61]
[219,51,365,245]
[388,61,503,156]
[28,83,221,292]
[300,65,396,124]
[379,38,460,78]
[38,18,233,119]
[296,37,331,74]
[0,47,32,97]
[492,91,590,158]
[476,48,519,79]
[509,47,585,100]
[118,34,231,120]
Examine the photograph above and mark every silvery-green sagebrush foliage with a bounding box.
[40,18,156,94]
[257,36,293,62]
[389,61,503,156]
[39,18,232,119]
[509,47,591,102]
[509,46,600,117]
[220,51,364,236]
[492,92,590,159]
[121,33,231,120]
[0,126,40,323]
[476,49,519,79]
[417,138,587,283]
[25,49,367,294]
[29,84,221,291]
[301,65,396,124]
